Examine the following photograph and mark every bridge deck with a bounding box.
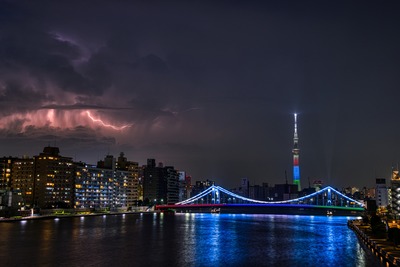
[155,203,364,216]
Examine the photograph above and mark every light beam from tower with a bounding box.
[292,113,301,191]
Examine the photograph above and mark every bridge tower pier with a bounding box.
[327,188,332,206]
[212,187,220,204]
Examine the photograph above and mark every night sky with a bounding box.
[1,1,399,189]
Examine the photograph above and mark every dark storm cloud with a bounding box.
[1,1,400,188]
[0,1,180,125]
[0,124,116,160]
[2,124,114,143]
[0,82,53,115]
[0,25,96,95]
[40,103,132,111]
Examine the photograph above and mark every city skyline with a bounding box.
[0,1,399,188]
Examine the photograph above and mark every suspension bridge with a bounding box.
[155,185,365,216]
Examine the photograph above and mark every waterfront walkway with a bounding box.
[349,219,400,267]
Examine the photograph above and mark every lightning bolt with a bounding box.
[86,111,131,130]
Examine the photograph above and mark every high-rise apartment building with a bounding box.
[375,178,388,209]
[391,169,400,216]
[249,183,272,201]
[0,157,18,190]
[11,157,35,206]
[126,162,139,207]
[143,159,179,205]
[3,152,74,209]
[75,164,113,209]
[114,169,138,208]
[185,175,192,199]
[191,180,214,197]
[165,166,179,204]
[143,159,165,205]
[177,172,193,202]
[75,154,139,210]
[33,147,75,208]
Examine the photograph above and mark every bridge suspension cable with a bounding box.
[176,185,365,208]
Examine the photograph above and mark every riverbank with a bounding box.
[348,219,400,267]
[0,210,157,222]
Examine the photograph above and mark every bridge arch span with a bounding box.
[156,185,365,216]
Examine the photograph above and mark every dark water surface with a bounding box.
[0,213,382,267]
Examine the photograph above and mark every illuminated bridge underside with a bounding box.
[155,185,365,216]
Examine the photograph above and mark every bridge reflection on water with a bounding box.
[156,185,365,216]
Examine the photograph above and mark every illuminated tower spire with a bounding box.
[292,113,301,191]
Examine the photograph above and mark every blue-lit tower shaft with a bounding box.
[292,114,301,191]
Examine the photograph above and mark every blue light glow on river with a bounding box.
[0,214,382,267]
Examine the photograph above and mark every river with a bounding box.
[0,213,382,267]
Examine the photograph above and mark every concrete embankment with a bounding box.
[348,219,400,267]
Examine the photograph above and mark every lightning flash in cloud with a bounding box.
[86,111,131,130]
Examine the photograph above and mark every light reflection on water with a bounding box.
[0,214,382,267]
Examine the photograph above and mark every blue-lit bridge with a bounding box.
[155,185,365,216]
